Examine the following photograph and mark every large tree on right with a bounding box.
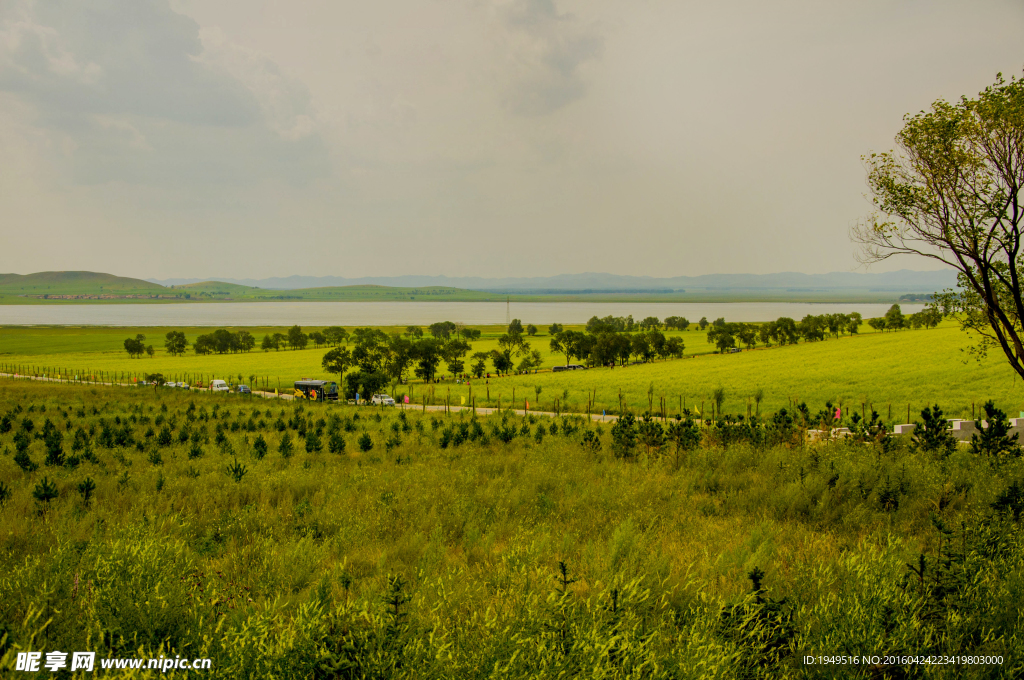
[853,73,1024,378]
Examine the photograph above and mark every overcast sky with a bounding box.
[1,0,1022,280]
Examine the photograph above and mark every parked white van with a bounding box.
[210,380,229,392]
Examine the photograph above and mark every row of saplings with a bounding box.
[3,397,1021,472]
[604,399,1024,464]
[3,397,1022,514]
[0,401,410,507]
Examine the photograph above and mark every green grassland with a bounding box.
[487,323,1020,423]
[0,380,1021,677]
[0,271,165,304]
[1,322,1020,422]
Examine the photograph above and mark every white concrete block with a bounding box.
[894,424,917,435]
[952,420,978,441]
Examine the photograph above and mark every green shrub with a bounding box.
[358,432,373,452]
[78,477,96,505]
[611,413,637,459]
[971,400,1022,459]
[305,429,323,454]
[328,432,346,454]
[913,404,956,455]
[253,434,268,459]
[279,432,294,458]
[227,459,248,483]
[13,447,37,472]
[32,477,58,505]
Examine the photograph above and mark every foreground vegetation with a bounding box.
[0,380,1022,678]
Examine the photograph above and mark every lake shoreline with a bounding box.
[0,301,926,327]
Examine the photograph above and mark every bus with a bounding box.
[293,380,339,402]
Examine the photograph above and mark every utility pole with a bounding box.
[506,295,510,327]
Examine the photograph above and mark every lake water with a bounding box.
[0,301,925,327]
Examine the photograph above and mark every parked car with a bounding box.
[371,394,396,406]
[210,380,229,392]
[237,385,251,394]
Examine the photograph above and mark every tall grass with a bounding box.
[0,379,1021,677]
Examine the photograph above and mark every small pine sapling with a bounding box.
[580,429,601,452]
[991,481,1024,521]
[14,447,37,472]
[227,459,248,483]
[637,413,666,456]
[971,400,1022,459]
[279,433,294,458]
[611,413,638,459]
[667,417,701,469]
[305,429,323,454]
[78,477,96,505]
[328,432,346,454]
[358,432,373,452]
[33,477,59,507]
[913,404,957,456]
[253,434,268,460]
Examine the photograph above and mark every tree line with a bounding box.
[548,316,686,367]
[703,305,940,353]
[866,304,942,332]
[320,320,537,398]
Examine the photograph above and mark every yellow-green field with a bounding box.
[1,322,1017,420]
[0,380,1021,677]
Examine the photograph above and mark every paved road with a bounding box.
[1,372,622,423]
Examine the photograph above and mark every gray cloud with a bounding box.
[2,0,1024,281]
[496,0,603,115]
[0,0,328,187]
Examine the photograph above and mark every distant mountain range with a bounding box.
[148,270,958,293]
[0,269,958,305]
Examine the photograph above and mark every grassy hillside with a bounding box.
[1,322,1019,423]
[0,271,166,303]
[0,272,505,304]
[0,380,1021,677]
